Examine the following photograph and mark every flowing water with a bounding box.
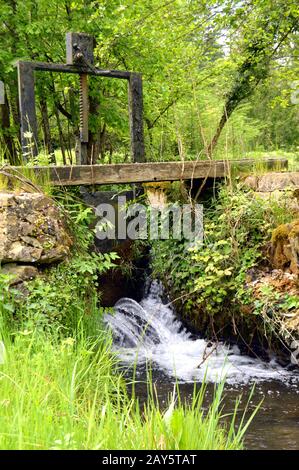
[104,280,299,450]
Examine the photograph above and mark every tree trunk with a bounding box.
[87,94,100,164]
[206,108,231,158]
[40,95,55,163]
[99,123,107,161]
[0,88,19,165]
[54,105,66,165]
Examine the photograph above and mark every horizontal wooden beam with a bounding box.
[5,158,288,187]
[17,61,131,80]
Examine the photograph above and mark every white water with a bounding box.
[105,280,299,385]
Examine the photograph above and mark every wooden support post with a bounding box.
[66,32,95,66]
[17,62,38,159]
[128,73,145,162]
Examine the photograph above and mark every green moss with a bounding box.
[271,224,290,243]
[143,181,172,190]
[289,220,299,239]
[271,220,299,242]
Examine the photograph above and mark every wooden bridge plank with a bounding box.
[6,158,288,187]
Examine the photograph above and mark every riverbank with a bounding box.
[151,181,299,366]
[0,316,253,450]
[1,181,299,449]
[0,189,254,450]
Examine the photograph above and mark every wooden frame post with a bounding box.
[17,62,38,158]
[128,73,145,162]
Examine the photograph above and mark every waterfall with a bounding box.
[104,280,298,385]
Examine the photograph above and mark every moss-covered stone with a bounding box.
[0,192,73,264]
[270,220,299,274]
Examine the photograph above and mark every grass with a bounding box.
[0,316,258,450]
[0,163,52,195]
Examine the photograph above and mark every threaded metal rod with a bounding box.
[79,73,89,143]
[79,73,89,164]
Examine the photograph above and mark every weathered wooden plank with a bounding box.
[128,73,145,162]
[6,158,288,186]
[17,62,38,158]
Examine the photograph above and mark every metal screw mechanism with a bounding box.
[72,43,89,164]
[79,74,88,143]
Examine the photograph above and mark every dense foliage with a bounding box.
[0,0,298,163]
[151,183,298,348]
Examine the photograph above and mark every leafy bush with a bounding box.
[16,251,118,331]
[151,184,295,333]
[0,273,17,333]
[0,192,119,332]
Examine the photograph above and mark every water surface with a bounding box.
[105,280,299,450]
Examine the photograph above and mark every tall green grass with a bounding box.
[0,317,258,450]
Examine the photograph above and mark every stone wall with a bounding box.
[243,172,299,360]
[0,192,72,285]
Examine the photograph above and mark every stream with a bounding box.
[104,280,299,450]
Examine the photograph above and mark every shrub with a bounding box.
[151,183,296,339]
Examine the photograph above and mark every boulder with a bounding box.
[243,172,299,192]
[1,263,39,285]
[0,192,72,264]
[243,172,299,214]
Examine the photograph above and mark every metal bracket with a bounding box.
[66,32,95,66]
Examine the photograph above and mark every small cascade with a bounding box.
[104,280,299,385]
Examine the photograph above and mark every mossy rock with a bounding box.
[271,224,290,242]
[0,192,72,264]
[270,220,299,274]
